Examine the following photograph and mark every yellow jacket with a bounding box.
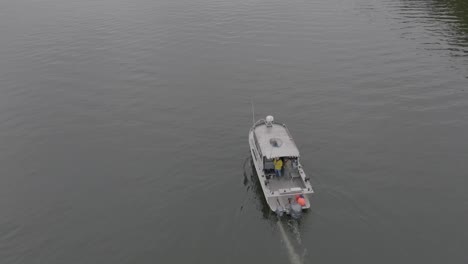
[274,159,283,170]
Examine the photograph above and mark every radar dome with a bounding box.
[266,115,274,122]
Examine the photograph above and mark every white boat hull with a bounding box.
[248,129,313,214]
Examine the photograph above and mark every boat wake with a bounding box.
[277,219,304,264]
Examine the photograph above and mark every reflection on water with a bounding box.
[388,0,468,57]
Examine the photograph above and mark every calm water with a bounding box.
[1,0,468,263]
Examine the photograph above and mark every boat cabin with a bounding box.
[251,117,303,180]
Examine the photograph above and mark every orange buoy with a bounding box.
[297,197,306,206]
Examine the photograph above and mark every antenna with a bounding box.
[251,99,255,125]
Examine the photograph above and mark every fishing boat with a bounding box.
[248,115,313,217]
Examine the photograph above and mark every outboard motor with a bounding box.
[275,206,285,217]
[290,203,302,219]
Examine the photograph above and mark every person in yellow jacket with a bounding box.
[274,158,283,177]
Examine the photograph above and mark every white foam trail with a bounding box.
[287,220,302,245]
[277,221,303,264]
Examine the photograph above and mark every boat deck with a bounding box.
[267,173,306,191]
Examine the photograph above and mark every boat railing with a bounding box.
[251,119,266,129]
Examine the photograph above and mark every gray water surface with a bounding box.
[1,0,468,263]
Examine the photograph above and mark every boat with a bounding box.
[248,115,313,217]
